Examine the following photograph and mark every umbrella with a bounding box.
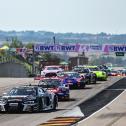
[0,45,9,50]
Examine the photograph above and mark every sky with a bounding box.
[0,0,126,34]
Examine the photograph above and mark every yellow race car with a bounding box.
[85,66,107,81]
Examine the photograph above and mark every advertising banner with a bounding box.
[111,45,126,52]
[78,44,103,52]
[77,44,89,52]
[34,44,126,53]
[89,44,102,52]
[34,44,80,52]
[102,44,126,52]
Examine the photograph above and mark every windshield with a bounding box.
[73,67,83,72]
[111,71,118,73]
[47,67,59,70]
[66,72,80,78]
[89,67,100,71]
[8,87,36,96]
[57,72,68,77]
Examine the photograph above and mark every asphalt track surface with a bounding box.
[78,77,126,126]
[0,77,123,126]
[79,77,126,118]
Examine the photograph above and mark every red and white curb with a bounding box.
[38,107,84,126]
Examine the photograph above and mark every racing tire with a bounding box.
[18,105,23,112]
[52,96,58,110]
[35,103,40,112]
[92,77,97,84]
[65,95,70,101]
[104,78,107,81]
[35,98,43,112]
[80,83,86,89]
[86,80,90,85]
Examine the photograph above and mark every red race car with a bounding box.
[109,70,121,76]
[38,78,70,100]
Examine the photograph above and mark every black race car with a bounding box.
[0,85,58,112]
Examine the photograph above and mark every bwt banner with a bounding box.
[34,44,80,52]
[79,44,126,52]
[102,45,126,52]
[34,44,126,52]
[110,45,126,52]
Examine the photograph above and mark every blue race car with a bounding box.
[62,72,89,89]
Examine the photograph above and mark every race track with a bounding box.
[0,77,122,126]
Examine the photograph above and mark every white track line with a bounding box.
[78,89,126,124]
[105,89,125,90]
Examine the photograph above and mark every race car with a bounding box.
[41,65,64,76]
[72,65,84,73]
[108,70,121,76]
[38,78,70,100]
[86,66,107,81]
[79,68,97,84]
[0,85,58,112]
[62,72,89,89]
[98,65,111,76]
[122,70,126,76]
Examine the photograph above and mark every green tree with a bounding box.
[42,53,60,62]
[2,42,10,47]
[25,42,34,49]
[42,53,52,61]
[10,37,23,48]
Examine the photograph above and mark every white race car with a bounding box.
[41,65,63,75]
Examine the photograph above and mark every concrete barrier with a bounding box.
[0,62,28,77]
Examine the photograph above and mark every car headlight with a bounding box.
[0,99,7,104]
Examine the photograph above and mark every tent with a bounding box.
[0,45,9,50]
[59,61,68,65]
[59,61,69,71]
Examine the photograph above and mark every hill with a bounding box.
[0,31,126,44]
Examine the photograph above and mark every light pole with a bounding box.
[32,44,35,75]
[53,36,56,45]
